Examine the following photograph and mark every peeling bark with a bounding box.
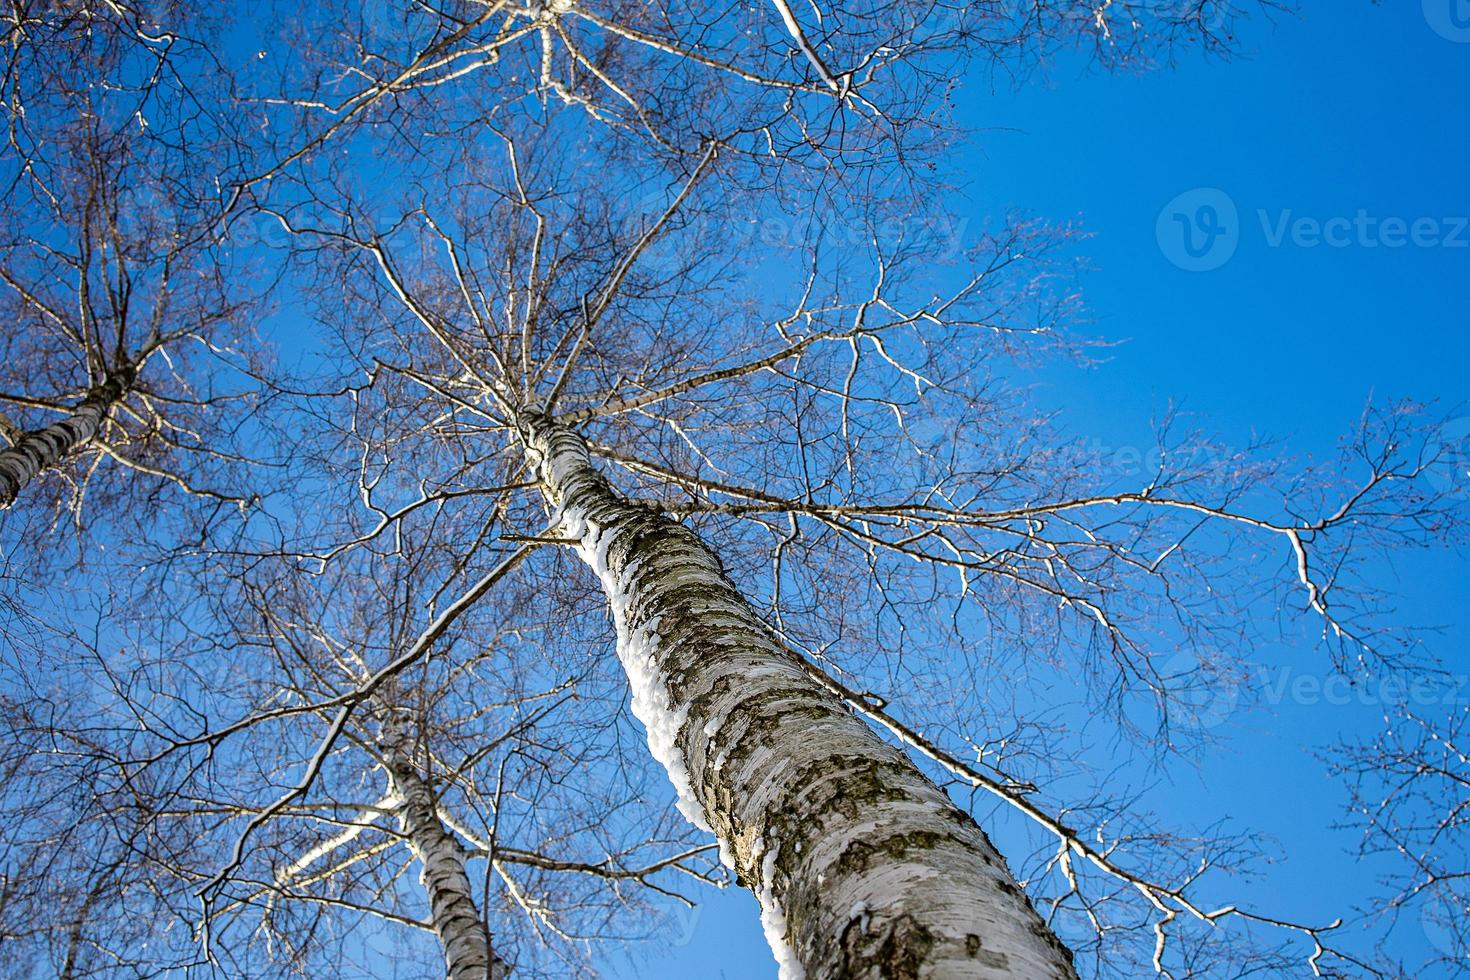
[383,733,507,980]
[521,413,1078,980]
[0,368,133,510]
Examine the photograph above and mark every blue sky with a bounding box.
[600,3,1470,976]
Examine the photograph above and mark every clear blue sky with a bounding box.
[600,4,1470,976]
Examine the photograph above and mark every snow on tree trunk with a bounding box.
[0,369,132,510]
[383,733,506,980]
[520,412,1078,980]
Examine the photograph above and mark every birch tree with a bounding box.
[239,105,1457,975]
[0,1,270,532]
[0,617,217,978]
[0,137,264,520]
[147,440,727,976]
[255,0,1275,157]
[0,496,726,978]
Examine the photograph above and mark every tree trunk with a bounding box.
[520,412,1078,980]
[0,369,132,510]
[383,733,506,980]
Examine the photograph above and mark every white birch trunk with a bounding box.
[520,413,1078,980]
[0,370,132,510]
[383,735,507,980]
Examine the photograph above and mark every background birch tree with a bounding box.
[0,606,226,978]
[0,121,269,520]
[0,472,726,977]
[157,402,725,977]
[0,0,282,617]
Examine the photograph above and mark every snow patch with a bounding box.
[844,900,871,937]
[757,841,806,980]
[574,514,711,832]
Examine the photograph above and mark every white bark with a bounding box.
[383,733,507,980]
[0,369,132,510]
[520,413,1078,980]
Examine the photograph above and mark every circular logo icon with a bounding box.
[617,186,714,264]
[1157,188,1240,272]
[362,0,396,44]
[118,181,173,245]
[1428,417,1470,496]
[1171,0,1232,34]
[362,0,435,49]
[666,900,703,948]
[1424,0,1470,43]
[901,403,958,452]
[223,211,295,251]
[1156,649,1240,731]
[1420,889,1469,959]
